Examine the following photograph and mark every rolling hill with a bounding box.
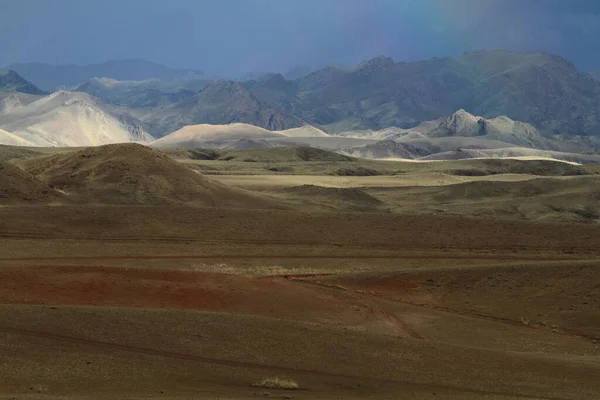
[277,125,328,137]
[0,144,42,161]
[344,136,600,164]
[14,143,282,208]
[213,146,354,162]
[367,174,600,222]
[0,160,62,203]
[151,123,329,148]
[341,110,600,162]
[151,123,283,147]
[420,147,600,164]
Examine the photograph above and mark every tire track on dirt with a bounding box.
[363,297,425,340]
[0,254,588,262]
[0,325,568,400]
[0,325,356,377]
[398,301,600,343]
[285,277,424,340]
[0,232,596,255]
[288,278,598,343]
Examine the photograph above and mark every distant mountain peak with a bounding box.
[201,80,249,97]
[426,109,541,139]
[7,59,207,91]
[356,56,394,73]
[284,65,314,80]
[451,109,477,118]
[0,70,46,95]
[256,73,287,83]
[1,70,21,79]
[89,77,121,85]
[439,109,480,134]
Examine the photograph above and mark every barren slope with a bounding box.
[1,206,600,399]
[0,128,35,146]
[368,174,600,222]
[276,125,329,137]
[0,161,62,203]
[274,184,388,212]
[152,123,330,148]
[15,143,281,208]
[0,91,153,147]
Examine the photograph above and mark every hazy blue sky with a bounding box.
[2,0,600,76]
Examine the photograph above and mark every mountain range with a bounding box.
[130,81,305,136]
[339,109,600,163]
[237,51,600,137]
[2,50,600,158]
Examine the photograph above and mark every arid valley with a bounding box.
[3,1,600,398]
[2,143,600,399]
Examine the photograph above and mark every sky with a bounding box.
[1,0,600,76]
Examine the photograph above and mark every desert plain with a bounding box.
[1,144,599,400]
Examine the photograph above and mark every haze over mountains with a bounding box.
[0,70,46,95]
[6,59,209,92]
[2,50,600,161]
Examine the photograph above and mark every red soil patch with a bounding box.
[0,265,373,327]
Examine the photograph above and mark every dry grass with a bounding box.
[252,377,300,390]
[187,263,375,277]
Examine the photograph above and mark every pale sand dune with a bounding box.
[153,123,329,148]
[379,155,582,165]
[419,146,600,164]
[210,172,539,191]
[493,155,581,165]
[276,125,329,137]
[152,123,283,147]
[373,157,440,162]
[0,91,153,147]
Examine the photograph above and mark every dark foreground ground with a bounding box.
[0,205,599,399]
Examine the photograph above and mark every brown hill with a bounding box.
[15,143,281,208]
[369,175,600,222]
[0,161,62,203]
[275,184,387,212]
[0,144,43,161]
[217,146,355,162]
[430,175,600,202]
